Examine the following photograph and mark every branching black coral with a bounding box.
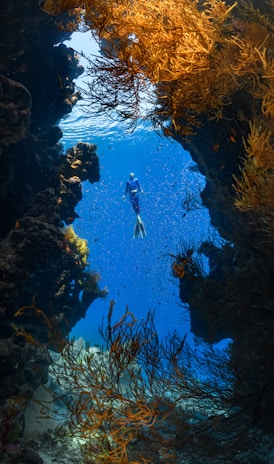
[42,301,274,463]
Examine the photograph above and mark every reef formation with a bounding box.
[0,2,106,461]
[1,0,274,463]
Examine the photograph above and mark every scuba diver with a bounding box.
[122,172,146,239]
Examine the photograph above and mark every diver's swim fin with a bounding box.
[133,215,146,239]
[139,220,146,237]
[133,222,140,239]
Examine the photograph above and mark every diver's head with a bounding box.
[129,172,135,179]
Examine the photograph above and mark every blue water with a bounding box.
[59,33,212,347]
[60,111,211,346]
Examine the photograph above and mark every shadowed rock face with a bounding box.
[0,2,105,456]
[173,88,274,435]
[0,74,31,146]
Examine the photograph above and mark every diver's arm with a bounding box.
[122,181,129,200]
[136,179,144,194]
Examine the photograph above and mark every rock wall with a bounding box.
[0,2,105,459]
[174,91,274,430]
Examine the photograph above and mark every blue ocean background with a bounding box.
[59,33,213,348]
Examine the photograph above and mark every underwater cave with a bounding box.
[1,1,274,463]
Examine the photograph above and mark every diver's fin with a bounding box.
[133,221,140,239]
[133,215,146,239]
[139,219,146,237]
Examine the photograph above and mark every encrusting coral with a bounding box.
[63,225,89,267]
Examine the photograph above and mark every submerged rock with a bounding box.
[0,1,105,458]
[0,74,31,146]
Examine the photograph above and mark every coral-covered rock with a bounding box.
[0,2,104,457]
[61,142,100,183]
[0,74,31,146]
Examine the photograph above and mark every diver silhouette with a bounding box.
[122,172,146,239]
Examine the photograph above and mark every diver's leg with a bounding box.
[130,194,136,212]
[134,193,140,214]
